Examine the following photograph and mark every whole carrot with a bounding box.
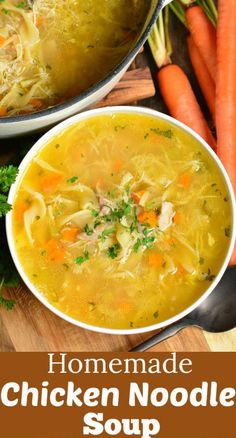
[158,64,216,151]
[216,0,236,265]
[186,5,217,82]
[187,35,216,123]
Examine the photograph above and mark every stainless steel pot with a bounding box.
[0,0,172,138]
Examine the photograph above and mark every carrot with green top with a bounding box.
[216,0,236,265]
[185,5,217,82]
[170,1,217,122]
[187,35,216,122]
[148,7,216,151]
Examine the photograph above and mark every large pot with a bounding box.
[0,0,171,139]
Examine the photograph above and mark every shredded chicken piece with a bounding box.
[158,202,175,231]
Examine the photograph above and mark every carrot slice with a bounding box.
[148,253,163,268]
[41,173,63,192]
[0,107,7,117]
[119,301,133,314]
[45,239,66,262]
[176,264,186,275]
[113,159,123,173]
[0,35,6,47]
[173,212,181,225]
[61,227,80,243]
[29,98,44,109]
[14,200,29,224]
[138,210,158,228]
[179,173,191,188]
[131,190,145,204]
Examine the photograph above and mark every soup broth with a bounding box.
[12,113,232,329]
[0,0,150,116]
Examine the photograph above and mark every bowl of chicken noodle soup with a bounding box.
[6,107,236,334]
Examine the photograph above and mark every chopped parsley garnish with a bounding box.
[91,209,99,217]
[199,257,205,265]
[0,295,15,311]
[205,269,215,282]
[88,302,96,311]
[1,8,9,14]
[150,127,173,139]
[114,125,126,132]
[133,239,142,253]
[99,228,115,242]
[84,224,93,236]
[0,194,11,218]
[153,311,159,319]
[94,220,101,228]
[16,1,30,8]
[144,133,149,140]
[142,235,155,247]
[74,251,89,265]
[107,243,121,259]
[225,227,231,237]
[0,165,18,193]
[67,176,78,184]
[142,229,156,247]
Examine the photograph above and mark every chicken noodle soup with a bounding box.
[12,113,232,329]
[0,0,150,116]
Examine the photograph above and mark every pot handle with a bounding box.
[160,0,173,9]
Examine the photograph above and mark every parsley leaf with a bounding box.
[74,251,89,265]
[150,127,173,139]
[84,224,93,236]
[0,165,18,193]
[107,243,121,259]
[99,228,115,242]
[67,176,78,184]
[0,194,11,218]
[16,1,30,8]
[133,239,142,253]
[0,295,16,311]
[205,269,215,282]
[91,209,98,217]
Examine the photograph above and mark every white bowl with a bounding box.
[6,106,236,335]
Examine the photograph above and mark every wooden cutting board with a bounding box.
[1,48,236,353]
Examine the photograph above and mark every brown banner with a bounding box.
[0,353,235,438]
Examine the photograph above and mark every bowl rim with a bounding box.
[6,106,236,335]
[0,1,160,125]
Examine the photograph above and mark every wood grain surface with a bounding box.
[0,12,235,352]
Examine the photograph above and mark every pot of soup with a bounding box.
[6,106,236,335]
[0,0,168,138]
